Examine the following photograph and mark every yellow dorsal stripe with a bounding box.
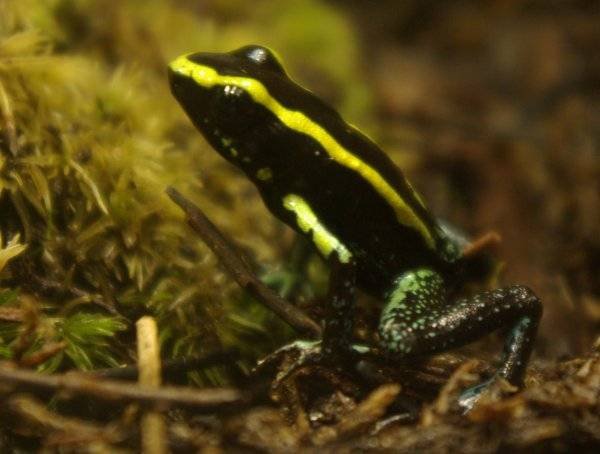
[170,55,435,248]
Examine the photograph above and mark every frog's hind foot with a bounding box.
[255,340,324,383]
[256,340,370,421]
[255,339,375,389]
[457,377,520,413]
[457,379,494,412]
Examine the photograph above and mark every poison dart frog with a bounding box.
[168,45,542,409]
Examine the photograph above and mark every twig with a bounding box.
[9,395,125,446]
[92,349,241,381]
[136,316,167,454]
[0,362,248,411]
[19,269,119,315]
[20,341,67,368]
[0,80,18,156]
[10,297,39,361]
[420,360,481,426]
[312,384,401,445]
[0,307,24,322]
[166,186,322,337]
[137,317,162,388]
[462,231,502,258]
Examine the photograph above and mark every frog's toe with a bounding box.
[255,340,323,378]
[255,340,376,386]
[277,340,325,380]
[457,379,494,413]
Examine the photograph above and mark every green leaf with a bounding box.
[0,234,27,273]
[60,313,128,370]
[0,343,13,359]
[0,289,19,306]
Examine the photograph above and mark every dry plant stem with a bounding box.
[461,231,502,258]
[166,186,322,337]
[17,270,119,315]
[421,360,481,426]
[0,307,24,322]
[20,341,67,368]
[9,395,125,446]
[136,316,167,454]
[0,80,18,156]
[136,317,162,388]
[93,350,241,381]
[11,301,38,362]
[0,362,247,411]
[313,384,401,445]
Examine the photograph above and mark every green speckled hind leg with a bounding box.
[379,268,542,408]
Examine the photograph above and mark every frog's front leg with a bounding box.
[258,254,372,379]
[379,268,542,409]
[321,256,357,359]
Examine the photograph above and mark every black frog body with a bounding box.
[168,45,542,409]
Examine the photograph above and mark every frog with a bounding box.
[168,45,542,410]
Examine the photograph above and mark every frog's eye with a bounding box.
[231,45,286,75]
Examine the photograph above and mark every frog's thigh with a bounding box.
[378,268,542,385]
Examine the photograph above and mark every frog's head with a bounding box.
[168,45,289,167]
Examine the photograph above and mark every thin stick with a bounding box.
[0,362,247,411]
[92,349,241,381]
[0,80,18,156]
[137,316,167,454]
[166,186,321,337]
[462,231,502,258]
[0,307,24,322]
[20,341,67,367]
[9,395,124,446]
[137,317,162,388]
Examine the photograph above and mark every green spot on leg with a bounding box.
[382,268,444,322]
[256,167,273,181]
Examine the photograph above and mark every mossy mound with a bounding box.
[0,0,368,376]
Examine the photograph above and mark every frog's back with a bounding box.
[251,107,453,294]
[168,46,460,293]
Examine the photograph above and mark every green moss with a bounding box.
[58,312,128,371]
[0,0,373,379]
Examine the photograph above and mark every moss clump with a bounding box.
[0,0,372,377]
[0,24,227,373]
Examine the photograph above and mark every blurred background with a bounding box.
[0,0,598,378]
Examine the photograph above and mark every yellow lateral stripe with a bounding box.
[283,194,352,263]
[170,56,435,248]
